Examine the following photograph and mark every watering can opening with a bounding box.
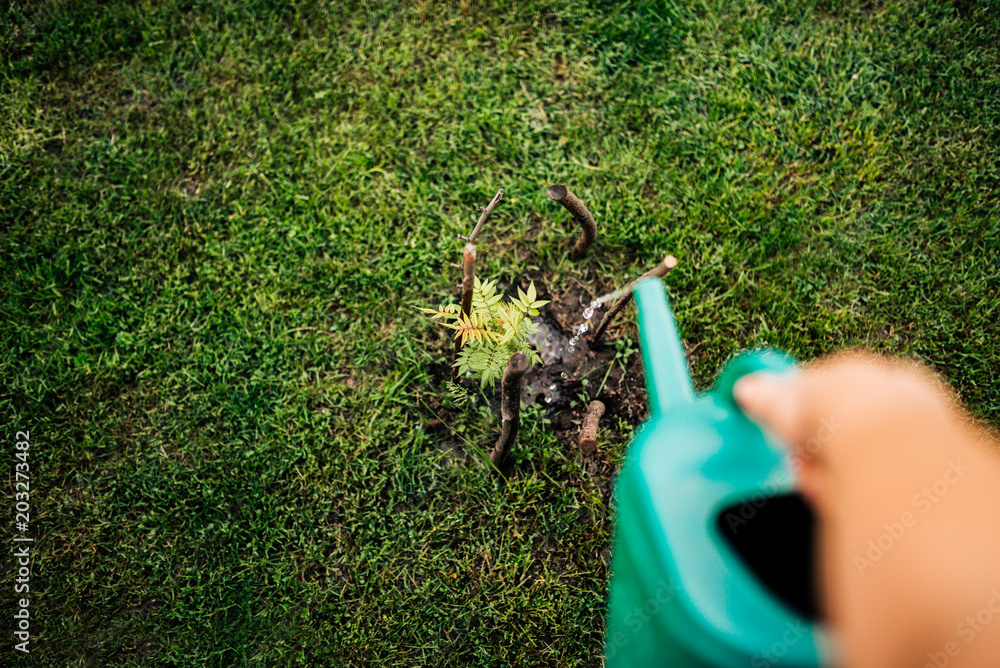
[716,492,820,621]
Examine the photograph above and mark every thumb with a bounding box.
[733,371,805,447]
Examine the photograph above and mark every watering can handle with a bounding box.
[714,350,798,412]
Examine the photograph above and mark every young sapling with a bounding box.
[418,278,548,473]
[418,278,547,388]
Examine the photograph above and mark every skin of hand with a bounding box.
[733,352,1000,668]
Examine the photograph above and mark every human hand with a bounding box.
[733,352,1000,668]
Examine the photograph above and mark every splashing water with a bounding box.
[566,259,676,352]
[567,299,604,352]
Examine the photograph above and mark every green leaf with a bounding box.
[421,274,548,386]
[446,381,473,405]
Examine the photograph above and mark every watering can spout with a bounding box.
[634,278,695,415]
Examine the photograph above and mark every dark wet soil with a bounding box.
[423,271,650,482]
[518,272,648,449]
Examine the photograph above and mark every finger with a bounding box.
[735,371,824,506]
[733,371,805,446]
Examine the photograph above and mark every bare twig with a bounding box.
[591,255,678,345]
[546,184,596,259]
[458,188,503,243]
[452,243,477,379]
[579,400,606,456]
[489,353,529,474]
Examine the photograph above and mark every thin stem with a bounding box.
[452,243,477,380]
[546,184,597,259]
[476,385,492,409]
[489,353,529,474]
[458,188,504,244]
[459,243,476,316]
[591,255,678,346]
[595,360,616,399]
[579,400,605,456]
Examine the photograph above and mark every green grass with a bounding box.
[1,0,998,664]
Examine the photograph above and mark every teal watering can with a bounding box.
[604,277,832,667]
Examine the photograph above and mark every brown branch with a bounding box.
[546,184,596,259]
[578,400,605,456]
[489,353,529,474]
[452,243,477,379]
[591,255,678,345]
[458,188,503,244]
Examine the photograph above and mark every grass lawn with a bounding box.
[2,0,998,664]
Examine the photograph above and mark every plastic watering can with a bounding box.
[604,277,832,667]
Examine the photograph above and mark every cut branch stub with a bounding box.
[579,400,605,456]
[489,353,530,475]
[546,184,596,259]
[452,243,477,379]
[591,255,678,346]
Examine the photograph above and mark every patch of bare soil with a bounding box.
[423,269,650,486]
[519,271,647,432]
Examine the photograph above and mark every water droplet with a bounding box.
[549,383,557,390]
[577,323,589,334]
[544,396,553,404]
[569,336,579,346]
[590,300,603,309]
[583,308,594,320]
[560,372,568,380]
